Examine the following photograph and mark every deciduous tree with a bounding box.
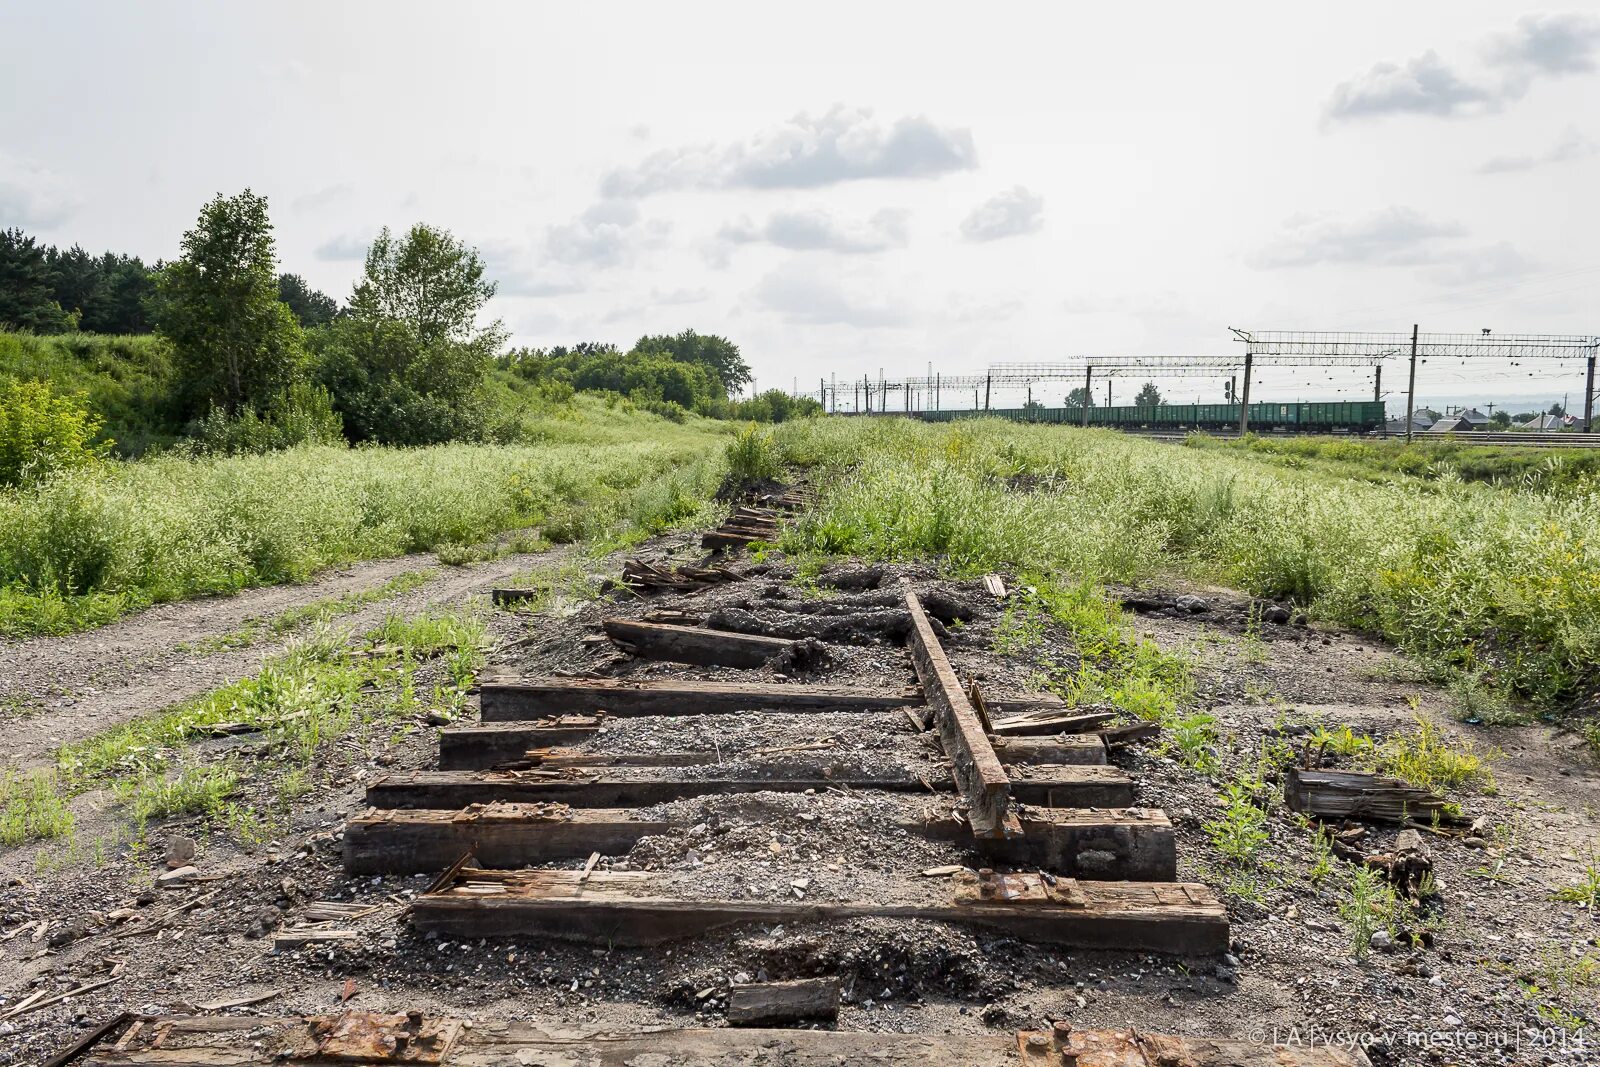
[156,190,305,417]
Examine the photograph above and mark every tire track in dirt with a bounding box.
[0,546,568,770]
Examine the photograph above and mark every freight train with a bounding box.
[915,400,1386,434]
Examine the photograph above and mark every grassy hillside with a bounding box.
[775,417,1599,709]
[0,331,180,455]
[0,397,732,635]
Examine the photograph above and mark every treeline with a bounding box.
[0,227,340,336]
[499,336,818,422]
[2,188,809,482]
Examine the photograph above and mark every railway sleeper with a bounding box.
[365,764,1137,811]
[409,867,1229,955]
[342,802,1176,879]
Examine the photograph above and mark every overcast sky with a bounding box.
[2,1,1596,410]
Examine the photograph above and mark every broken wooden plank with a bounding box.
[439,716,602,769]
[1099,721,1162,746]
[1285,766,1467,825]
[727,978,840,1026]
[272,929,356,950]
[904,591,1013,838]
[344,803,1171,878]
[67,1015,1371,1067]
[989,707,1115,736]
[601,618,799,667]
[988,735,1106,765]
[344,804,670,874]
[411,868,1228,955]
[366,765,1133,811]
[982,574,1007,599]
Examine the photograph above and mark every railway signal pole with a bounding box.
[1585,354,1596,432]
[1405,323,1419,444]
[1237,351,1253,434]
[1081,366,1092,427]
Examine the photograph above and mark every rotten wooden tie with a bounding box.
[365,764,1135,811]
[344,803,1175,879]
[410,867,1229,955]
[601,618,803,667]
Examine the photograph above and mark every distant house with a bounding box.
[1381,416,1434,435]
[1519,413,1566,430]
[1458,408,1491,429]
[1426,414,1475,433]
[1415,407,1443,423]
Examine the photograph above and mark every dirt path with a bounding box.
[0,543,567,769]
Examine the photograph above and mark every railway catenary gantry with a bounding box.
[1233,327,1600,438]
[810,353,1385,427]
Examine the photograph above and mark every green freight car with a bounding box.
[915,401,1385,433]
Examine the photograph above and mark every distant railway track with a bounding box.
[1126,429,1600,449]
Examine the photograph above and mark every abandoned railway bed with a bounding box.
[23,486,1398,1066]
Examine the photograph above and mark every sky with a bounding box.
[1,1,1597,412]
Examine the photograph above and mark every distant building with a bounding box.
[1382,416,1434,435]
[1457,408,1491,428]
[1415,407,1443,423]
[1426,414,1475,433]
[1519,413,1567,430]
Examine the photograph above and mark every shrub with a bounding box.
[183,382,344,455]
[726,424,782,482]
[0,378,112,487]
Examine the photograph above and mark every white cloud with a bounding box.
[1252,207,1467,268]
[1484,13,1600,76]
[1326,14,1600,124]
[713,207,909,262]
[753,259,909,327]
[544,199,669,268]
[959,186,1044,242]
[651,286,710,305]
[601,105,976,197]
[1420,241,1536,287]
[0,153,80,229]
[292,184,355,212]
[1325,51,1500,121]
[1476,125,1597,174]
[314,231,375,260]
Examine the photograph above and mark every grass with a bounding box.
[0,610,489,849]
[496,558,600,617]
[0,396,730,636]
[1204,778,1272,897]
[1550,853,1600,909]
[0,769,76,846]
[180,568,441,655]
[774,417,1600,709]
[986,577,1209,767]
[725,423,782,482]
[1187,432,1600,496]
[1378,715,1498,794]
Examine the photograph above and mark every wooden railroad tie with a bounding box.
[475,672,1067,721]
[343,803,1176,880]
[58,1013,1370,1066]
[601,618,804,668]
[365,764,1135,811]
[409,867,1229,955]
